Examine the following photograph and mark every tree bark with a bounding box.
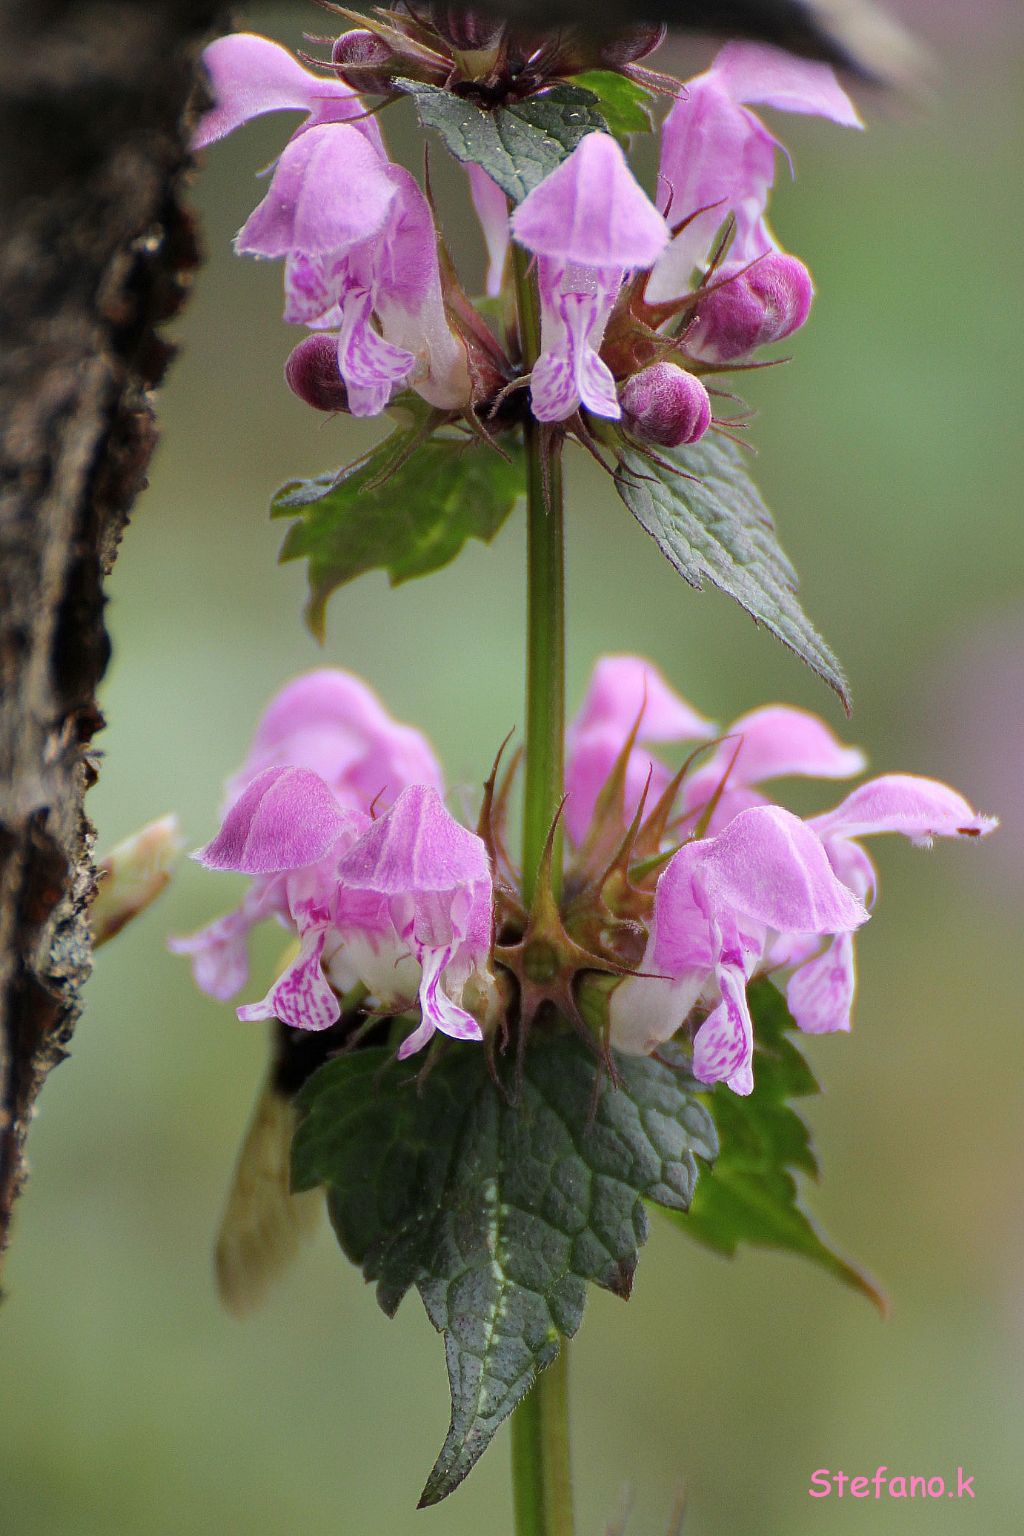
[0,0,227,1274]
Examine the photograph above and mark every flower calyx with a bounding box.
[324,8,668,107]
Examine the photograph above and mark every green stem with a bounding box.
[511,1350,575,1536]
[514,247,565,906]
[510,255,574,1536]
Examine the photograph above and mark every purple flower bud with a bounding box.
[686,253,814,364]
[331,29,397,94]
[284,334,350,413]
[620,362,711,447]
[599,23,667,68]
[429,7,505,53]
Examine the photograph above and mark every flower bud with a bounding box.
[429,7,505,53]
[686,253,814,364]
[331,29,398,95]
[285,335,350,413]
[620,362,711,447]
[599,23,667,68]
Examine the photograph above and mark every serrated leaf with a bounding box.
[272,430,524,638]
[664,979,885,1309]
[615,433,850,711]
[293,1034,716,1504]
[397,80,605,202]
[573,71,654,141]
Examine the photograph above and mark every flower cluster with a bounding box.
[175,664,994,1093]
[194,30,860,445]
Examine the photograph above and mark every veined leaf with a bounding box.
[573,70,655,141]
[615,432,850,711]
[292,1034,716,1504]
[272,428,523,638]
[665,979,884,1309]
[397,80,605,202]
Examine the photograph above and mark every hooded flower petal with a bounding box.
[512,137,669,424]
[235,123,397,259]
[511,132,669,270]
[699,704,865,790]
[467,164,510,298]
[712,42,863,127]
[647,42,859,303]
[683,703,865,835]
[572,655,716,744]
[565,655,716,843]
[809,774,998,847]
[227,668,444,814]
[693,805,869,935]
[196,765,356,875]
[193,32,376,152]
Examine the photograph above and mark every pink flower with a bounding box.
[173,678,495,1058]
[511,134,669,421]
[595,656,996,1091]
[611,805,868,1091]
[170,670,443,1001]
[565,655,716,844]
[329,786,495,1058]
[194,33,468,415]
[646,42,861,305]
[225,782,494,1056]
[193,32,382,153]
[224,669,443,813]
[682,700,868,832]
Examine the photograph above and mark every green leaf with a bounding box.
[272,428,524,638]
[573,71,654,142]
[292,1034,716,1505]
[397,80,605,202]
[614,432,850,711]
[665,979,885,1310]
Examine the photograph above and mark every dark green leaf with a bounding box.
[614,432,850,711]
[293,1034,716,1504]
[664,980,884,1309]
[573,71,654,141]
[272,428,524,638]
[397,80,605,202]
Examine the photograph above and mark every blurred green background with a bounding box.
[4,4,1023,1533]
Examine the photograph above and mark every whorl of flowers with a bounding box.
[174,664,994,1092]
[192,27,861,450]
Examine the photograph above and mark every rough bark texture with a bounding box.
[0,0,227,1274]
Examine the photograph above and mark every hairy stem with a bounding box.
[510,254,574,1536]
[512,1350,575,1536]
[514,247,565,906]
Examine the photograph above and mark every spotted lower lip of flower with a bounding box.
[646,41,861,306]
[511,133,669,423]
